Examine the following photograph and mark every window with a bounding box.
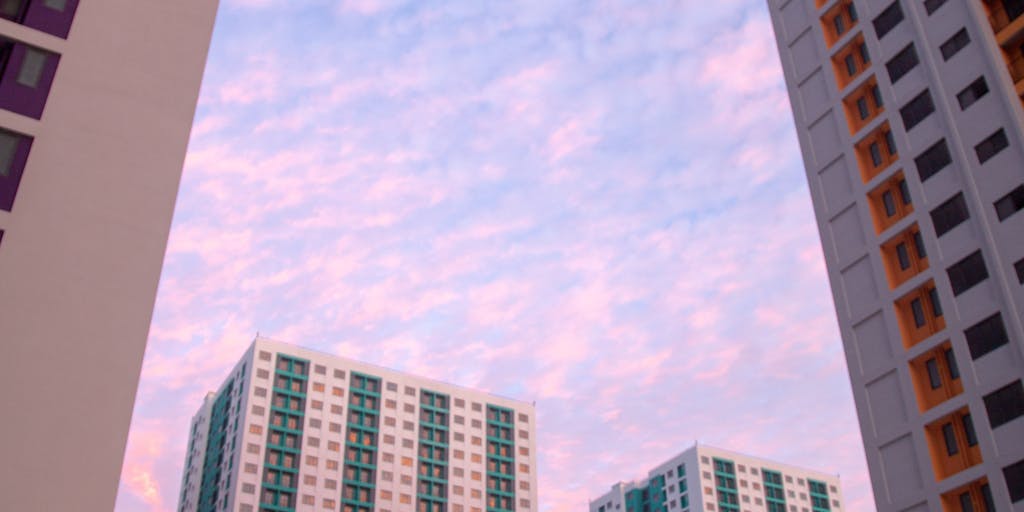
[844,54,857,76]
[833,15,846,36]
[962,414,978,446]
[0,128,32,212]
[911,298,926,327]
[912,230,926,258]
[947,251,989,296]
[924,0,947,14]
[995,185,1024,221]
[899,89,935,131]
[929,287,943,317]
[983,380,1024,428]
[945,348,960,379]
[1015,258,1024,284]
[930,193,969,237]
[896,243,911,270]
[857,97,869,120]
[975,129,1009,164]
[882,191,897,216]
[957,77,989,110]
[873,1,904,38]
[915,139,951,182]
[886,44,919,84]
[1004,458,1024,502]
[870,142,882,166]
[965,312,1009,360]
[940,28,970,61]
[942,422,959,455]
[926,358,942,389]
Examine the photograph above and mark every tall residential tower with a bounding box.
[0,1,218,510]
[177,337,538,512]
[588,444,845,512]
[768,0,1024,510]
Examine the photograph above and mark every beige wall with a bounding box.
[0,1,218,510]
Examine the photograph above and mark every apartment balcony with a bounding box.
[986,0,1024,47]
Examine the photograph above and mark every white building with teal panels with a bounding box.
[177,337,538,512]
[587,444,844,512]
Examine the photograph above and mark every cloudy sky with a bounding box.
[114,0,875,510]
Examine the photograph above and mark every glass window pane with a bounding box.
[17,47,47,88]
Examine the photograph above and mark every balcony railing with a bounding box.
[989,0,1024,34]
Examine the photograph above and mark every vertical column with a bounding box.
[417,390,450,512]
[259,355,308,512]
[340,372,380,512]
[485,405,515,512]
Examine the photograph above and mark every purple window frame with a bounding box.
[2,0,81,39]
[0,131,34,211]
[0,41,60,120]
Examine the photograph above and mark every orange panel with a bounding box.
[880,224,929,289]
[908,341,963,412]
[894,280,945,349]
[842,76,884,134]
[925,408,982,481]
[820,0,860,48]
[940,477,991,512]
[854,122,898,183]
[867,171,914,233]
[830,33,871,89]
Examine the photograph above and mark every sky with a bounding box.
[114,0,876,511]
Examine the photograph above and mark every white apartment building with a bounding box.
[588,444,844,512]
[767,0,1024,510]
[0,1,217,510]
[178,337,538,512]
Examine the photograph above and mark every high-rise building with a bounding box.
[767,0,1024,510]
[178,337,538,512]
[0,1,218,510]
[587,444,845,512]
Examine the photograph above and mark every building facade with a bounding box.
[767,0,1024,510]
[0,1,218,510]
[588,444,844,512]
[178,337,538,512]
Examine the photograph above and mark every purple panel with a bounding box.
[0,134,33,211]
[0,43,59,120]
[23,0,79,39]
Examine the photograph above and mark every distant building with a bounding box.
[588,444,844,512]
[767,0,1024,510]
[0,1,217,510]
[178,337,538,512]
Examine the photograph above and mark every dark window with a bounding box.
[873,1,905,39]
[872,84,884,108]
[885,130,898,156]
[870,142,883,166]
[962,414,978,446]
[994,185,1024,221]
[848,3,858,22]
[857,97,870,120]
[959,492,975,512]
[984,380,1024,429]
[0,128,33,212]
[924,0,947,15]
[899,179,912,205]
[947,250,989,296]
[883,191,897,216]
[1015,258,1024,284]
[942,422,959,455]
[860,42,871,64]
[845,54,857,76]
[0,42,60,120]
[940,28,970,61]
[900,90,935,131]
[944,348,959,379]
[930,193,969,237]
[1006,458,1024,502]
[912,231,926,258]
[957,77,989,110]
[0,0,79,39]
[965,312,1009,360]
[982,484,995,511]
[911,298,926,327]
[926,358,942,388]
[915,139,952,182]
[834,15,846,36]
[976,129,1009,164]
[896,243,911,269]
[887,44,919,84]
[929,287,943,317]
